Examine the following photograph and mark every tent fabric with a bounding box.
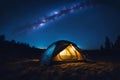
[53,44,83,61]
[41,40,85,65]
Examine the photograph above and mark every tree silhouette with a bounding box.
[0,35,5,41]
[11,40,16,44]
[100,45,104,51]
[114,35,120,49]
[104,36,111,50]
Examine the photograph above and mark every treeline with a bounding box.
[82,35,120,62]
[101,35,120,50]
[0,35,45,63]
[100,35,120,55]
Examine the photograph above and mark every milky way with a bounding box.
[17,0,104,34]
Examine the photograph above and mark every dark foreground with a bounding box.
[1,59,120,80]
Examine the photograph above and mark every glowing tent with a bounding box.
[41,40,85,65]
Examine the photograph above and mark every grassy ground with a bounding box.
[1,58,120,80]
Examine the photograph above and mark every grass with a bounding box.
[1,58,120,80]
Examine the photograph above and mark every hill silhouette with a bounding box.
[0,35,45,64]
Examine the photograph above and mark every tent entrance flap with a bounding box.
[53,44,83,61]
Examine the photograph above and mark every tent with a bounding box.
[41,40,86,65]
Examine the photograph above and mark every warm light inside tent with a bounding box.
[53,44,83,61]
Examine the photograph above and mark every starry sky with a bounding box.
[0,0,120,49]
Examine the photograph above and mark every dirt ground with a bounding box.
[1,59,120,80]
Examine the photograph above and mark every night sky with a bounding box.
[0,0,120,49]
